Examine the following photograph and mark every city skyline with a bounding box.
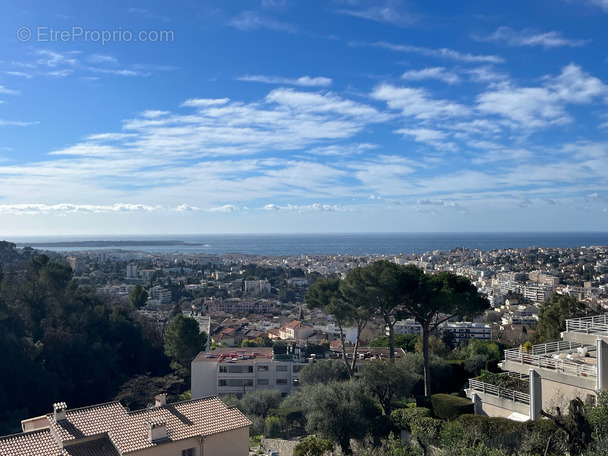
[1,1,608,235]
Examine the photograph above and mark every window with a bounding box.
[293,365,303,373]
[228,365,243,374]
[218,379,227,387]
[257,365,269,371]
[258,379,269,385]
[219,366,228,373]
[244,379,254,387]
[276,365,288,372]
[247,366,254,373]
[276,379,288,384]
[182,449,195,456]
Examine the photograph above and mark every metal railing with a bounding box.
[566,314,608,334]
[531,340,584,355]
[468,378,530,405]
[504,348,597,378]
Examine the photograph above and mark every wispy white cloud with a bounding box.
[401,67,460,84]
[337,0,418,26]
[477,64,608,129]
[372,84,470,119]
[0,203,158,215]
[0,85,20,95]
[0,119,38,127]
[228,11,296,33]
[475,27,589,49]
[237,75,333,87]
[353,41,504,64]
[180,98,230,107]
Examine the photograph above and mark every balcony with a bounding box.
[466,373,530,418]
[501,340,597,389]
[564,315,608,345]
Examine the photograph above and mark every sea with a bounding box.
[9,232,608,257]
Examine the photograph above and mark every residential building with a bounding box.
[244,280,271,295]
[444,322,492,343]
[279,320,315,340]
[67,256,85,276]
[1,395,250,456]
[149,286,172,305]
[191,347,307,398]
[467,314,608,421]
[126,263,138,279]
[392,319,491,342]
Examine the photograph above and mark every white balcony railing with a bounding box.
[468,378,530,405]
[531,340,584,356]
[566,315,608,334]
[504,348,597,378]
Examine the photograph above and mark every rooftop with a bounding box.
[0,397,250,456]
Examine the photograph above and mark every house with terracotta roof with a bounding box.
[278,320,315,341]
[0,395,250,456]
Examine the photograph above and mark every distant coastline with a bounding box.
[9,232,608,257]
[16,240,206,248]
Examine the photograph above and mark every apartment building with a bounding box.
[0,395,250,456]
[467,314,608,421]
[191,347,307,398]
[392,319,491,342]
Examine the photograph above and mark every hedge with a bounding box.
[390,407,432,431]
[430,394,474,420]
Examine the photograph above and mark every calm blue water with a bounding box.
[9,232,608,256]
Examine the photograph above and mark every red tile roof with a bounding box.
[0,397,250,456]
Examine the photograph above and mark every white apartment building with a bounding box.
[244,279,272,295]
[149,286,172,305]
[191,347,307,398]
[392,319,491,342]
[467,314,608,421]
[126,263,138,279]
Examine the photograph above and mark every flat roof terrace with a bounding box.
[503,340,597,383]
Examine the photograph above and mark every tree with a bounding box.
[304,277,371,376]
[536,292,586,342]
[302,380,378,455]
[129,284,148,310]
[238,388,282,418]
[341,261,419,362]
[361,359,418,416]
[299,359,350,386]
[293,436,334,456]
[163,314,207,378]
[404,269,489,396]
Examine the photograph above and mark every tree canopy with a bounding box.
[163,313,207,378]
[535,292,586,343]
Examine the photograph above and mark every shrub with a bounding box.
[390,407,432,431]
[441,414,526,447]
[293,436,334,456]
[265,416,281,438]
[430,394,474,420]
[410,416,444,444]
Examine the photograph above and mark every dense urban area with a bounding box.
[2,239,608,456]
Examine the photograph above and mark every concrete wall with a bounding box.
[261,438,299,456]
[477,402,525,419]
[540,378,595,412]
[131,427,250,456]
[206,427,250,456]
[191,361,218,398]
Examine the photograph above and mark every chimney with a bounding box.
[147,419,167,442]
[155,393,167,407]
[53,402,67,422]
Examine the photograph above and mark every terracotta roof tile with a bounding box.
[0,397,251,456]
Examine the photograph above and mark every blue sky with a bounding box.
[1,0,608,236]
